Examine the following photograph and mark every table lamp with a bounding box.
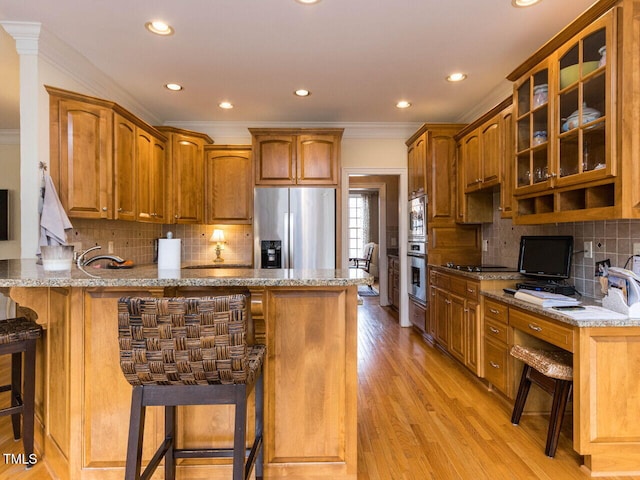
[210,229,225,263]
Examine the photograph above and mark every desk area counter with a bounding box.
[2,259,365,480]
[480,289,640,476]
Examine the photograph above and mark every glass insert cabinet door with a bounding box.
[515,66,550,190]
[556,13,614,185]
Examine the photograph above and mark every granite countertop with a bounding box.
[429,264,524,281]
[482,289,640,328]
[0,259,372,288]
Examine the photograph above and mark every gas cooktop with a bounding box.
[443,263,514,272]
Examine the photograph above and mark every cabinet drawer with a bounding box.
[449,276,467,296]
[484,337,509,394]
[484,317,508,344]
[509,308,574,352]
[484,298,508,324]
[434,272,450,290]
[464,281,479,302]
[409,298,426,331]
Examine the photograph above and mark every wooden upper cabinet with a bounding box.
[251,128,343,186]
[136,129,167,223]
[480,118,500,186]
[113,114,137,221]
[296,134,339,185]
[407,133,427,200]
[499,105,515,218]
[205,145,253,224]
[462,132,480,192]
[429,131,457,221]
[157,127,213,224]
[49,93,113,219]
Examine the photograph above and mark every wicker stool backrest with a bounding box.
[118,294,250,386]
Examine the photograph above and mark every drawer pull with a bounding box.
[489,361,500,369]
[489,326,500,334]
[489,308,500,315]
[528,323,542,332]
[467,288,475,293]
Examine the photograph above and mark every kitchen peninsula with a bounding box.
[1,260,370,480]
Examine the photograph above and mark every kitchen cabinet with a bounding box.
[48,91,113,219]
[406,124,482,266]
[499,105,515,218]
[409,297,426,332]
[136,129,168,223]
[455,98,513,224]
[204,145,253,224]
[388,255,399,311]
[250,128,343,186]
[157,127,213,224]
[508,1,640,224]
[48,86,168,223]
[483,298,511,396]
[407,132,426,200]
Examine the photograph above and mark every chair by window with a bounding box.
[349,242,374,272]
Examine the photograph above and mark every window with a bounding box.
[349,195,364,259]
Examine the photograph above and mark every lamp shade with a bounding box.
[210,229,225,243]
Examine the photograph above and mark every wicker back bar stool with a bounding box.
[0,316,42,468]
[510,344,573,457]
[118,292,265,480]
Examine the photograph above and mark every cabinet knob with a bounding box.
[118,207,123,212]
[498,207,503,211]
[528,323,543,332]
[489,361,500,369]
[102,207,108,212]
[489,308,500,315]
[489,326,500,334]
[174,214,179,219]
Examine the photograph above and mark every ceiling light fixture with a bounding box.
[447,72,467,82]
[396,101,411,109]
[219,102,234,109]
[164,83,183,91]
[294,89,311,97]
[511,0,541,7]
[145,21,174,36]
[295,0,322,4]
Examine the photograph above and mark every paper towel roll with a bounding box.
[158,238,181,270]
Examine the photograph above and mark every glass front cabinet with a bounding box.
[512,8,619,223]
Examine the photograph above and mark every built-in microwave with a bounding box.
[408,195,427,243]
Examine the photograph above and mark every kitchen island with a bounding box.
[1,260,370,480]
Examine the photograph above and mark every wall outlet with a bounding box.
[634,243,640,256]
[482,239,488,252]
[584,241,593,259]
[107,241,114,254]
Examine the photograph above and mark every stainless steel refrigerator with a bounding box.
[254,188,336,269]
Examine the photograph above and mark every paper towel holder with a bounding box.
[210,229,225,263]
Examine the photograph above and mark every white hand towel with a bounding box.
[38,175,73,253]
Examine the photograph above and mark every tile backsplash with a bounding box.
[69,220,253,266]
[482,192,640,299]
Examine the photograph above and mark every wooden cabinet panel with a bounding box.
[254,135,296,185]
[171,134,204,223]
[407,132,426,200]
[409,297,426,332]
[480,119,500,186]
[485,316,509,344]
[205,146,253,224]
[434,288,450,348]
[465,300,480,374]
[484,298,509,324]
[136,130,167,223]
[430,132,456,220]
[484,337,510,394]
[463,133,481,191]
[449,293,466,364]
[113,114,137,221]
[252,130,342,186]
[388,256,399,311]
[297,134,339,185]
[53,98,112,219]
[510,307,574,352]
[500,106,515,218]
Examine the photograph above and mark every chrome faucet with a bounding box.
[76,245,125,268]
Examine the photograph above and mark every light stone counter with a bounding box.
[0,259,372,288]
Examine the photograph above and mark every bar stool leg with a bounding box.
[545,380,572,457]
[511,365,533,425]
[164,405,176,480]
[10,351,22,441]
[22,339,37,467]
[233,387,247,480]
[125,386,146,480]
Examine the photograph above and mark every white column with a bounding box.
[1,22,42,258]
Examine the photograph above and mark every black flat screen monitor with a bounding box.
[517,235,573,280]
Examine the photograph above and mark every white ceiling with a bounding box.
[0,0,598,130]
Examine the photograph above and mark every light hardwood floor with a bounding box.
[1,296,639,479]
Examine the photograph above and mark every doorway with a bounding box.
[342,168,409,327]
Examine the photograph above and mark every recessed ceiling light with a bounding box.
[511,0,541,7]
[447,72,467,82]
[396,101,411,109]
[295,0,321,4]
[164,83,183,91]
[145,21,174,36]
[294,89,311,97]
[219,102,234,109]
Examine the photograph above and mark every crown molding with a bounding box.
[162,121,424,140]
[455,80,513,124]
[0,130,20,145]
[36,27,163,125]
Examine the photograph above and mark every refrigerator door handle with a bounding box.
[289,213,295,269]
[283,212,290,269]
